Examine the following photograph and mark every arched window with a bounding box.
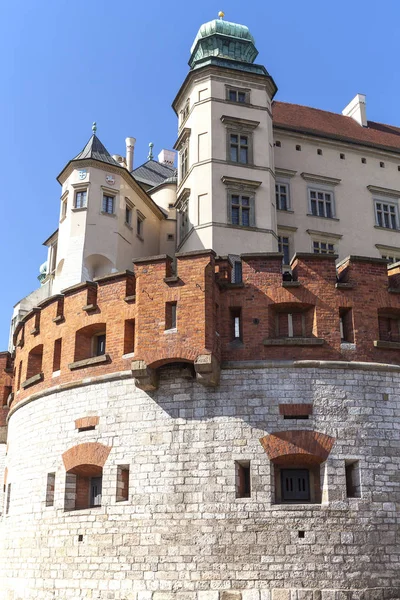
[26,344,43,380]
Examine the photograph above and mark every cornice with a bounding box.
[306,229,343,240]
[220,115,260,130]
[367,184,400,199]
[173,128,191,151]
[301,172,341,186]
[275,168,297,179]
[221,175,262,189]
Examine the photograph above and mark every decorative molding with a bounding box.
[220,114,260,131]
[277,225,298,233]
[221,175,262,189]
[301,172,341,186]
[71,182,91,189]
[275,168,297,179]
[173,128,191,151]
[367,185,400,199]
[306,229,343,240]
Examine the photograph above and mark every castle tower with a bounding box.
[172,14,278,255]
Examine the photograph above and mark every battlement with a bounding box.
[0,351,13,442]
[8,251,400,410]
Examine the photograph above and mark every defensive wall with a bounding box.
[0,251,400,599]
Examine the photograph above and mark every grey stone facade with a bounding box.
[0,364,399,599]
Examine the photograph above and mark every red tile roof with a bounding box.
[272,101,400,154]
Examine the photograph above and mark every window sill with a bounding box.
[124,295,136,303]
[52,370,61,378]
[374,225,400,232]
[164,276,180,284]
[373,340,400,350]
[68,354,111,370]
[335,282,355,290]
[122,352,135,359]
[52,315,65,324]
[229,339,244,349]
[306,214,340,221]
[341,342,356,351]
[21,372,44,389]
[282,281,301,288]
[124,222,133,230]
[388,287,400,294]
[59,216,67,224]
[136,234,144,242]
[100,211,116,218]
[263,337,324,346]
[71,207,87,212]
[82,303,98,313]
[277,209,294,214]
[164,328,177,335]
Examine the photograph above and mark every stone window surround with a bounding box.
[100,185,118,217]
[59,190,69,222]
[124,197,134,228]
[136,209,146,241]
[373,196,399,231]
[221,115,259,167]
[222,176,261,229]
[173,128,191,185]
[277,225,297,267]
[301,172,341,219]
[306,229,342,255]
[225,84,251,105]
[275,168,296,212]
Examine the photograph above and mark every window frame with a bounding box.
[226,86,250,105]
[74,189,87,209]
[374,198,399,230]
[308,186,336,219]
[275,181,290,211]
[228,192,255,228]
[136,210,145,239]
[227,130,253,165]
[102,194,115,215]
[179,142,189,180]
[278,235,290,265]
[312,240,336,255]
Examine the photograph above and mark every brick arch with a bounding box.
[62,442,111,473]
[259,430,335,465]
[146,346,199,370]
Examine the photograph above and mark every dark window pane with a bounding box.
[232,207,240,225]
[229,90,237,102]
[318,200,324,216]
[230,147,238,162]
[326,203,332,218]
[311,200,317,215]
[238,92,246,103]
[242,208,250,227]
[241,197,250,206]
[240,147,248,163]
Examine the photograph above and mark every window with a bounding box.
[345,460,361,498]
[64,467,103,510]
[382,254,400,264]
[278,236,290,265]
[380,161,385,168]
[340,153,345,160]
[362,157,367,164]
[227,88,247,103]
[125,205,132,226]
[275,141,281,148]
[165,302,177,330]
[375,201,398,229]
[339,308,354,343]
[179,205,189,242]
[234,261,242,283]
[296,145,301,151]
[102,195,114,215]
[276,312,306,338]
[6,483,11,514]
[124,319,135,355]
[275,183,289,211]
[229,134,249,164]
[95,334,106,356]
[61,197,67,220]
[230,194,253,227]
[46,473,56,507]
[313,241,335,254]
[116,466,130,502]
[378,315,400,342]
[230,308,242,341]
[180,144,189,179]
[137,214,144,238]
[309,189,334,218]
[235,461,251,498]
[317,149,323,156]
[26,344,43,380]
[53,338,62,373]
[90,477,102,507]
[281,469,310,502]
[181,99,189,122]
[74,190,87,209]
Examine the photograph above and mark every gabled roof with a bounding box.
[273,102,400,154]
[133,160,177,188]
[73,134,120,166]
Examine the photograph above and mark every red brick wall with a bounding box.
[0,352,12,429]
[8,253,400,410]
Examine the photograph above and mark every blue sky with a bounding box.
[0,0,399,349]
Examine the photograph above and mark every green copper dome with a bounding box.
[189,18,261,72]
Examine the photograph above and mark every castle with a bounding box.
[1,13,400,600]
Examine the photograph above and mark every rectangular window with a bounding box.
[235,461,251,498]
[229,134,249,164]
[46,473,56,507]
[375,201,398,229]
[116,465,130,502]
[378,315,400,342]
[234,261,242,283]
[181,100,189,122]
[125,205,132,226]
[230,307,242,341]
[275,183,289,211]
[165,302,177,330]
[123,319,135,355]
[180,144,189,179]
[228,89,247,103]
[6,483,11,514]
[52,338,62,373]
[345,460,361,498]
[382,254,400,264]
[74,190,87,209]
[102,195,114,214]
[281,469,310,502]
[313,241,335,255]
[179,205,189,242]
[61,198,67,220]
[278,236,290,265]
[95,334,106,356]
[137,215,144,238]
[230,194,253,227]
[309,189,334,218]
[90,477,102,507]
[339,308,354,343]
[276,312,306,338]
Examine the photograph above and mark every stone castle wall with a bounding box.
[0,364,399,600]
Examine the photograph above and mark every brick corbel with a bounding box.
[131,360,159,391]
[194,354,220,387]
[260,430,335,465]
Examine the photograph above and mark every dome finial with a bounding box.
[148,142,154,160]
[218,10,225,19]
[92,121,97,134]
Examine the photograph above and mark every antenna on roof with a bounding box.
[92,121,97,134]
[148,142,154,160]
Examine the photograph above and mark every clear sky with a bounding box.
[0,0,399,349]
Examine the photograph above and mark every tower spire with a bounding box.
[92,121,97,134]
[148,142,154,160]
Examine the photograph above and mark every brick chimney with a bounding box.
[342,94,367,127]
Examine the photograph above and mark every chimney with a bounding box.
[158,149,176,167]
[125,137,136,171]
[112,154,127,168]
[342,94,367,127]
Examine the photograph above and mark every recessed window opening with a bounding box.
[278,236,290,264]
[78,534,84,542]
[234,261,242,283]
[94,334,106,357]
[283,414,309,420]
[317,149,323,156]
[180,144,189,179]
[276,311,307,338]
[74,324,107,362]
[2,385,11,407]
[124,319,135,355]
[296,145,301,151]
[102,195,114,215]
[230,194,252,227]
[380,161,385,168]
[281,469,310,502]
[165,302,177,330]
[116,465,130,502]
[137,214,144,238]
[313,241,335,255]
[378,313,400,342]
[53,338,62,372]
[375,201,398,230]
[125,205,132,226]
[167,233,174,241]
[61,197,68,220]
[340,153,345,160]
[64,466,103,511]
[46,473,56,507]
[228,89,246,103]
[230,307,242,341]
[339,308,354,343]
[17,361,22,391]
[26,344,43,379]
[75,190,87,209]
[275,140,281,147]
[345,460,361,498]
[78,425,96,432]
[235,461,251,498]
[275,183,289,211]
[298,530,305,538]
[230,133,249,164]
[6,483,11,514]
[309,189,334,218]
[362,158,367,164]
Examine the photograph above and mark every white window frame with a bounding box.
[312,240,336,255]
[308,186,335,219]
[102,194,115,215]
[374,198,399,230]
[276,181,290,211]
[74,189,87,209]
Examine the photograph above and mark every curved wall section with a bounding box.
[1,365,399,599]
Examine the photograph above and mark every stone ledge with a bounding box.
[124,295,136,303]
[52,315,65,324]
[221,359,400,372]
[282,281,301,288]
[335,282,355,289]
[21,372,44,389]
[388,287,400,294]
[164,276,180,284]
[82,304,98,313]
[373,340,400,350]
[68,354,110,370]
[263,337,325,346]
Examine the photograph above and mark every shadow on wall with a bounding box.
[84,254,115,280]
